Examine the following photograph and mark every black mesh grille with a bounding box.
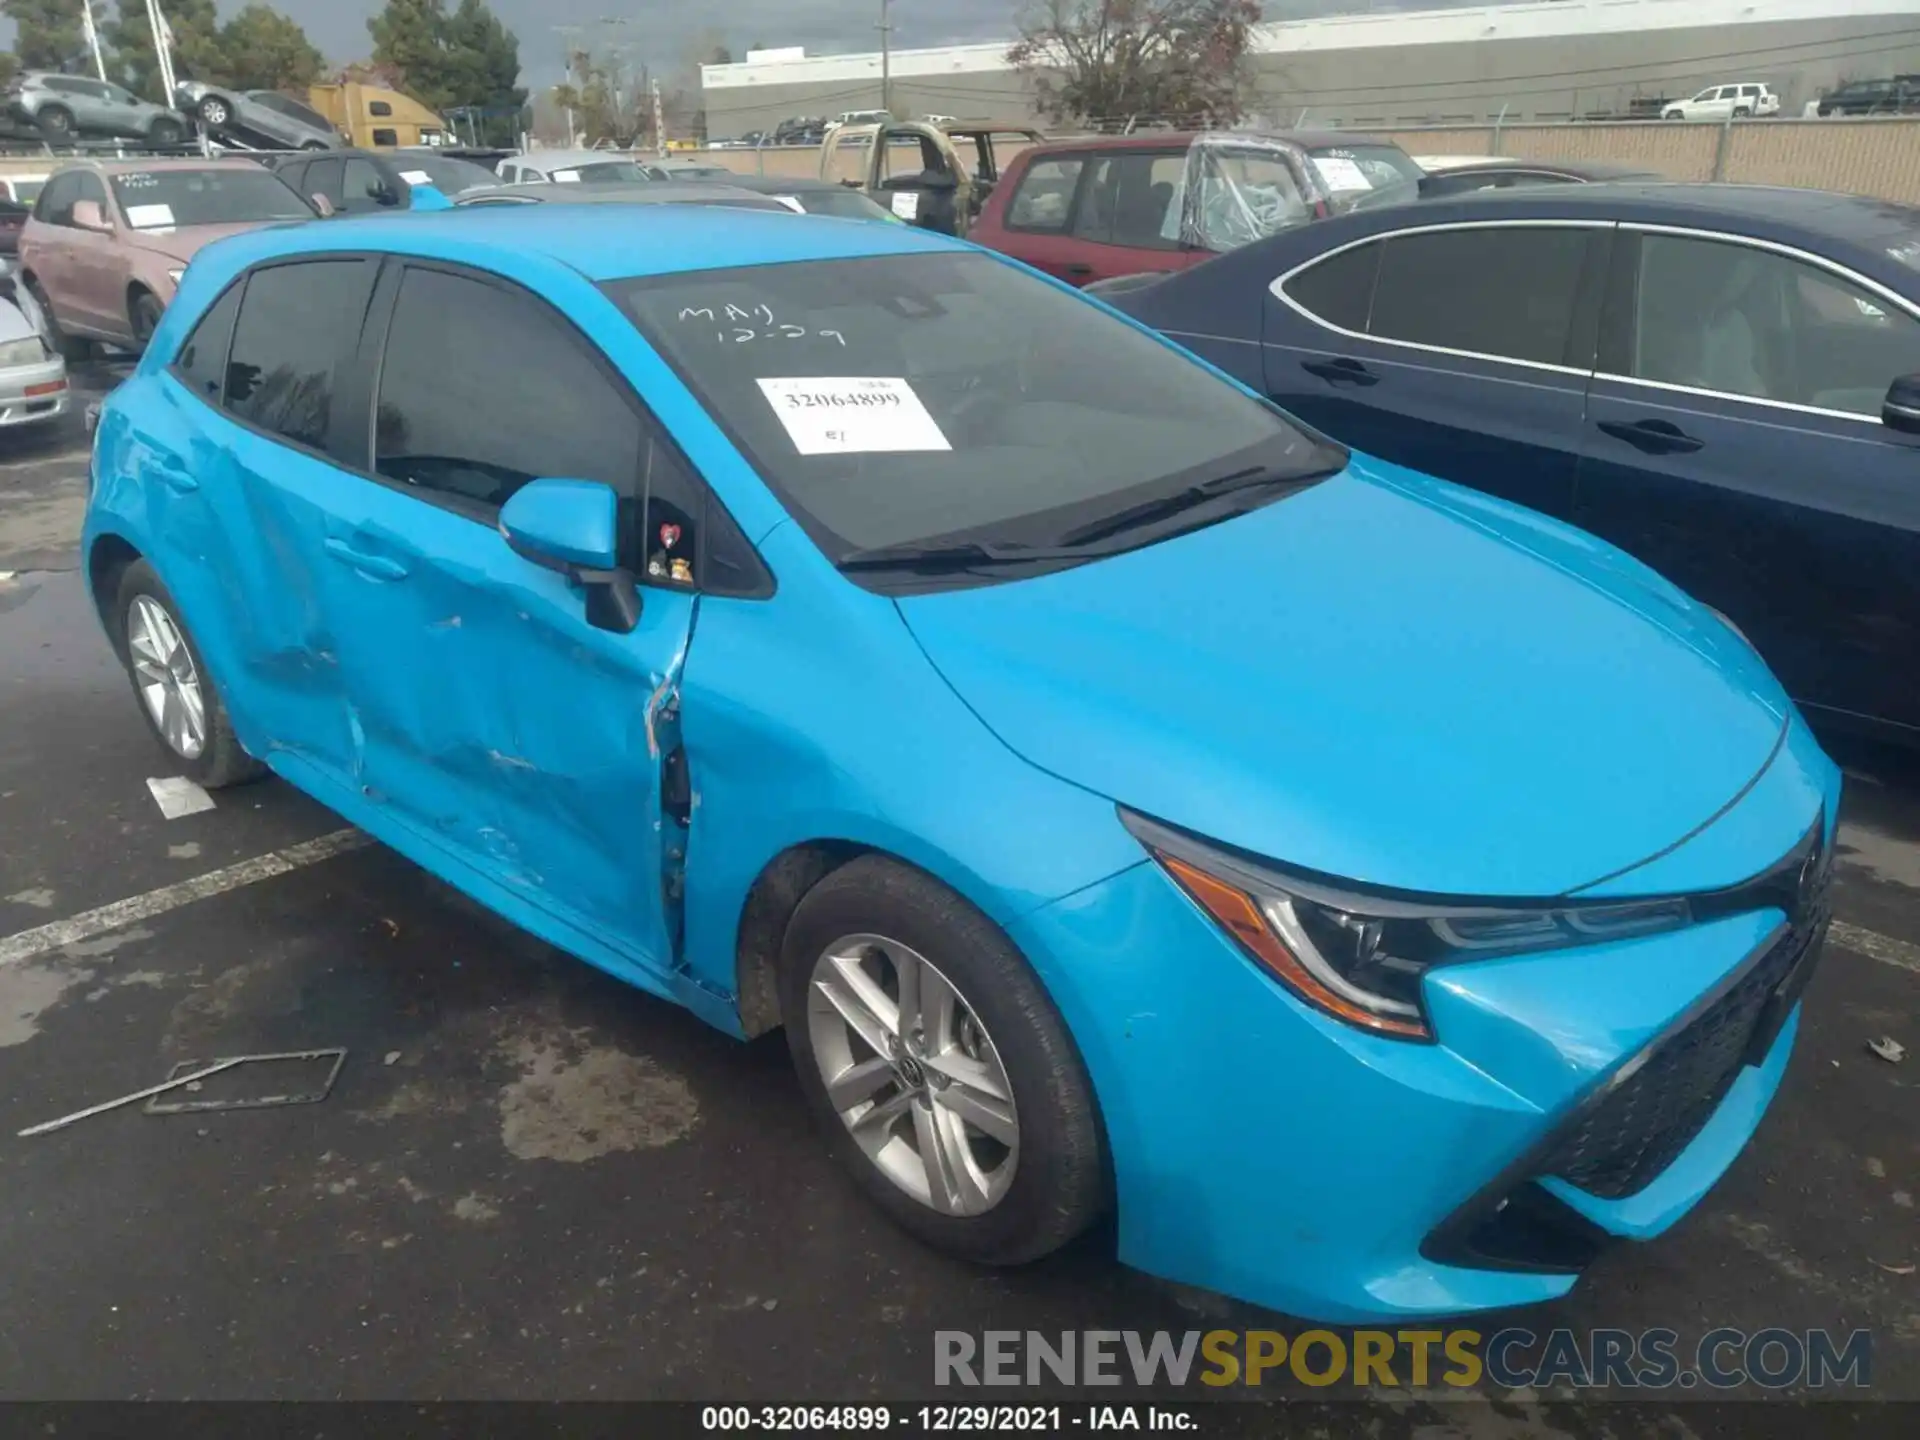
[1539,849,1831,1201]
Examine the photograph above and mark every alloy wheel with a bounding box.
[200,100,228,127]
[807,933,1019,1215]
[127,595,206,759]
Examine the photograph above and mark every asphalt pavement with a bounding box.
[0,359,1914,1425]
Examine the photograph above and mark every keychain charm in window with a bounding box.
[648,520,694,584]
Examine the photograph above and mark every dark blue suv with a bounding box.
[1108,183,1920,744]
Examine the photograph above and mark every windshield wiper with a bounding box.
[1053,465,1314,547]
[837,538,1091,574]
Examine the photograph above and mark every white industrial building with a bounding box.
[700,0,1920,137]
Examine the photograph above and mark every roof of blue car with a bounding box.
[218,203,963,281]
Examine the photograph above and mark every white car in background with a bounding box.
[1662,83,1780,120]
[0,262,67,431]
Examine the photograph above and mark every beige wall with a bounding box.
[679,117,1920,207]
[1369,115,1920,203]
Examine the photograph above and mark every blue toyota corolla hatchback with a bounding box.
[84,205,1838,1322]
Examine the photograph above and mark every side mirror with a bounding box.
[71,200,111,232]
[310,193,335,217]
[1884,374,1920,434]
[498,478,641,633]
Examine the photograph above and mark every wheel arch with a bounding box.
[86,530,145,651]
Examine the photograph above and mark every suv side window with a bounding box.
[1074,151,1182,250]
[374,266,642,516]
[342,157,390,210]
[1006,156,1085,232]
[223,259,374,454]
[1619,232,1920,417]
[171,282,243,404]
[72,170,108,214]
[1369,226,1592,366]
[34,172,81,225]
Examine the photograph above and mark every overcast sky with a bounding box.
[2,1,1463,88]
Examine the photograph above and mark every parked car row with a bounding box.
[81,190,1843,1333]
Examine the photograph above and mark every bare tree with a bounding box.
[1007,0,1264,129]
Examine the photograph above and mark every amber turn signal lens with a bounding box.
[1158,852,1430,1040]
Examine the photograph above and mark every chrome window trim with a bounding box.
[1596,222,1920,427]
[1268,217,1613,380]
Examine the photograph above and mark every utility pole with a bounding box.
[80,0,109,83]
[143,0,178,107]
[877,0,893,117]
[552,24,584,146]
[651,76,666,154]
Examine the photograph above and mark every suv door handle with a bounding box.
[1301,356,1378,386]
[1597,418,1705,455]
[323,536,410,581]
[1061,263,1093,277]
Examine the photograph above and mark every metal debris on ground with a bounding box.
[384,1050,401,1066]
[1874,1261,1916,1275]
[17,1048,347,1136]
[145,775,216,820]
[1866,1036,1907,1064]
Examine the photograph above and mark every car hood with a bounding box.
[123,221,290,265]
[896,457,1794,898]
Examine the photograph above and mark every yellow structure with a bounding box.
[308,83,450,148]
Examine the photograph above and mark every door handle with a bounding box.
[1597,418,1704,455]
[323,536,410,581]
[1301,356,1379,386]
[1061,263,1093,278]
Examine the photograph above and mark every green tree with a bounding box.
[4,0,86,71]
[106,0,224,100]
[441,0,525,143]
[368,0,455,111]
[1007,0,1263,127]
[219,4,324,91]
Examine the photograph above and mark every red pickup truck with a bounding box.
[969,130,1423,287]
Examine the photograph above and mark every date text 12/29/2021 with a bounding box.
[701,1406,1198,1432]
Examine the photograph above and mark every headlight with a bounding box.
[1121,810,1692,1041]
[0,336,46,367]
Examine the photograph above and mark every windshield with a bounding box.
[1308,144,1423,199]
[111,169,313,228]
[399,155,502,194]
[552,161,653,184]
[609,252,1337,563]
[786,188,898,221]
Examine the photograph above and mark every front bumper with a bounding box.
[1012,815,1832,1323]
[0,355,69,427]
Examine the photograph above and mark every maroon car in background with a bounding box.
[970,130,1422,287]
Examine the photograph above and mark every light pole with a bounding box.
[80,0,109,83]
[552,24,585,146]
[878,0,893,117]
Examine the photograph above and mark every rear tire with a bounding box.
[779,855,1107,1266]
[112,559,264,789]
[148,116,185,145]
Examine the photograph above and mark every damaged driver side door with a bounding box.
[318,259,698,983]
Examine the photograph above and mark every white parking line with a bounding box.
[0,829,369,968]
[1829,920,1920,976]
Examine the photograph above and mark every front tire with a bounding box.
[113,559,264,788]
[129,289,164,347]
[196,96,230,130]
[780,856,1107,1265]
[37,105,75,141]
[26,276,89,362]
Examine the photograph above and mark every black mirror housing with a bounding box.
[1884,374,1920,434]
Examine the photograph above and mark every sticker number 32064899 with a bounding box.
[756,377,951,455]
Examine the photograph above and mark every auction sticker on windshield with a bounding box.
[891,192,920,220]
[756,377,951,455]
[1311,156,1372,192]
[124,203,176,228]
[399,170,432,184]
